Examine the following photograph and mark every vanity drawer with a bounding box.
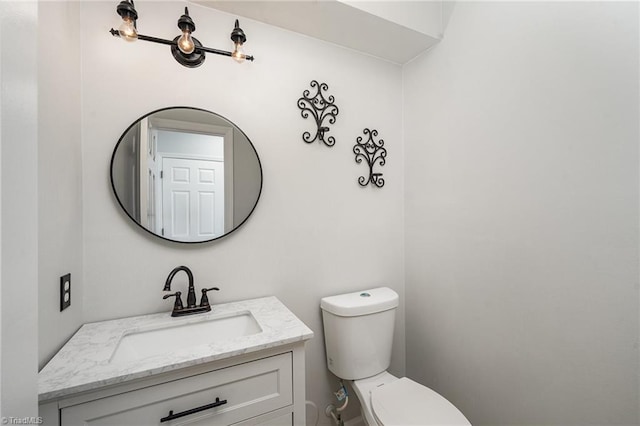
[61,353,293,426]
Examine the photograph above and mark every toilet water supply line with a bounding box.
[327,380,349,426]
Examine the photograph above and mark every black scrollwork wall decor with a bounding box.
[354,128,387,188]
[297,80,339,147]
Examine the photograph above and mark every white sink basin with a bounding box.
[110,312,262,364]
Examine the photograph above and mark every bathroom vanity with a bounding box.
[38,297,313,426]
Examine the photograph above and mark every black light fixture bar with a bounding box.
[110,0,254,68]
[109,30,255,62]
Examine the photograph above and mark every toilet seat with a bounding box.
[371,377,471,426]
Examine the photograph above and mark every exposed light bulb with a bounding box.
[232,41,245,63]
[177,29,195,54]
[118,17,138,42]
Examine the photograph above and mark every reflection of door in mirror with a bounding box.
[111,107,261,244]
[162,157,224,241]
[146,118,234,242]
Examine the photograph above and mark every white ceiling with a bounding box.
[193,0,442,64]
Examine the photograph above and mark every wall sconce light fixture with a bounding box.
[354,128,387,188]
[110,0,254,68]
[297,80,339,147]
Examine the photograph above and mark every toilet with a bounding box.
[321,287,471,426]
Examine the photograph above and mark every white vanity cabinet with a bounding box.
[41,344,306,426]
[38,297,314,426]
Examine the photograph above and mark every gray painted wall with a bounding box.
[1,0,39,416]
[38,1,84,370]
[403,3,639,425]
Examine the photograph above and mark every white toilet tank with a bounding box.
[321,287,399,380]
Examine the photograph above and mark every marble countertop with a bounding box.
[38,296,314,402]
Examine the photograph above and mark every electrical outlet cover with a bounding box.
[60,273,71,311]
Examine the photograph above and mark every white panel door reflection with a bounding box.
[162,157,224,242]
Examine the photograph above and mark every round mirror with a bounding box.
[110,107,262,243]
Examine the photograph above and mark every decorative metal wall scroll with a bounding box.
[297,80,339,147]
[354,128,387,188]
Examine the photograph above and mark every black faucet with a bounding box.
[163,266,219,317]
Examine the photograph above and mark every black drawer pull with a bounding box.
[160,397,228,422]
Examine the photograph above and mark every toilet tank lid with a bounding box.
[320,287,399,317]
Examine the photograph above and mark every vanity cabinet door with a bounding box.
[61,353,292,426]
[253,413,293,425]
[230,410,292,426]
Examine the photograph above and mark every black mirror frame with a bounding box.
[110,106,263,244]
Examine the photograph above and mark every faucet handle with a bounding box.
[199,287,220,307]
[163,291,184,311]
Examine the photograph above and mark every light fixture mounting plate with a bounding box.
[170,36,205,68]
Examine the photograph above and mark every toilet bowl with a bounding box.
[321,287,471,426]
[350,371,470,426]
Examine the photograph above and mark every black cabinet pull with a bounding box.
[160,397,228,422]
